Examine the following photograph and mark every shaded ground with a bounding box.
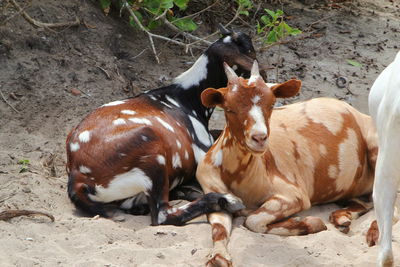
[0,0,399,266]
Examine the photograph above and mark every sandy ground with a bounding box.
[1,0,400,266]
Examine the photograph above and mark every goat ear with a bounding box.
[201,88,225,108]
[271,79,301,98]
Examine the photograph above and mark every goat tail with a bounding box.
[67,171,109,217]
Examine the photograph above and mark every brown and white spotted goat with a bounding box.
[66,29,259,225]
[196,61,378,266]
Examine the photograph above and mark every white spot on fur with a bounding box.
[176,140,182,149]
[121,110,136,115]
[79,165,91,174]
[319,144,327,156]
[249,105,267,135]
[79,131,90,143]
[337,128,359,191]
[174,55,209,89]
[141,135,148,142]
[156,117,175,132]
[149,95,157,101]
[170,178,181,190]
[172,153,182,168]
[266,199,282,212]
[328,165,338,179]
[213,150,223,167]
[70,142,80,152]
[223,36,232,43]
[184,150,189,160]
[232,84,238,92]
[165,95,180,107]
[157,155,166,165]
[192,144,206,163]
[192,110,198,117]
[189,115,212,147]
[161,101,173,109]
[252,95,261,104]
[129,117,152,126]
[102,100,125,107]
[113,118,126,125]
[158,211,167,224]
[88,168,153,202]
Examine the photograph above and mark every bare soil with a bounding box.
[0,0,399,266]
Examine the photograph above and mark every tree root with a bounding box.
[0,210,55,222]
[9,0,80,29]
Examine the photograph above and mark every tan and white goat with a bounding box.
[196,61,378,266]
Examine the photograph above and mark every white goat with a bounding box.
[368,51,400,267]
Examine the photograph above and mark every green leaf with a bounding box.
[147,19,162,30]
[160,0,174,9]
[173,0,189,10]
[346,59,362,67]
[289,28,302,35]
[275,9,284,17]
[260,15,271,25]
[266,30,277,43]
[264,9,277,21]
[99,0,111,9]
[172,18,198,32]
[239,10,249,16]
[237,0,253,9]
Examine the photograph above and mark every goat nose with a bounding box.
[251,134,267,145]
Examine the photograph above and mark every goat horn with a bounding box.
[218,23,231,35]
[249,60,261,84]
[223,62,238,83]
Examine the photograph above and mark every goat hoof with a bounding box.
[206,253,232,267]
[366,220,379,247]
[220,194,245,213]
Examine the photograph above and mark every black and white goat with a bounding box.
[66,29,258,225]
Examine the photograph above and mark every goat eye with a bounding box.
[226,109,236,114]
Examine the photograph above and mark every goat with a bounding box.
[196,61,378,266]
[366,51,400,267]
[66,28,259,226]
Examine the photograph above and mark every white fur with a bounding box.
[79,165,91,174]
[184,150,189,160]
[191,144,206,163]
[223,36,232,43]
[368,51,400,267]
[189,115,212,147]
[102,100,125,107]
[70,142,80,152]
[157,155,166,165]
[176,140,182,149]
[165,95,180,107]
[161,101,173,109]
[251,95,261,104]
[213,150,223,167]
[249,105,267,135]
[156,117,175,132]
[174,55,209,89]
[128,117,152,126]
[79,130,91,143]
[121,110,136,115]
[113,118,126,125]
[89,168,153,202]
[172,153,182,168]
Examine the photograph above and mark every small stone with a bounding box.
[112,215,125,222]
[26,237,33,241]
[191,248,197,255]
[156,252,165,259]
[70,88,81,96]
[22,188,31,193]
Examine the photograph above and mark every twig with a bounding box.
[97,66,111,80]
[131,48,148,60]
[9,0,80,29]
[162,17,212,45]
[0,209,55,222]
[0,0,30,26]
[185,6,242,49]
[0,88,20,113]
